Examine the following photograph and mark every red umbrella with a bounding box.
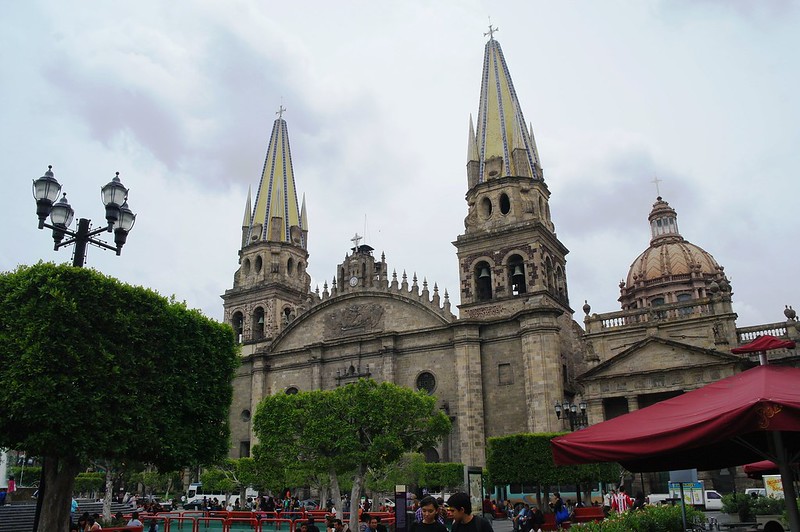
[743,459,779,476]
[551,365,800,529]
[731,335,795,365]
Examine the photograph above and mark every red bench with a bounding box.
[540,512,571,530]
[571,506,604,523]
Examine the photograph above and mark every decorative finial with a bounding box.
[651,175,662,198]
[484,18,499,40]
[276,104,287,119]
[351,233,363,249]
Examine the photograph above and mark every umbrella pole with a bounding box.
[772,431,800,532]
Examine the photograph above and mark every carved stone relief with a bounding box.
[324,303,385,339]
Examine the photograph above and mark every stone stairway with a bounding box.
[0,500,134,532]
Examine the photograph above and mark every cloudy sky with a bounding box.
[2,1,797,329]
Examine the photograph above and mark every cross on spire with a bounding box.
[351,233,363,249]
[484,19,499,40]
[276,105,286,119]
[651,175,663,197]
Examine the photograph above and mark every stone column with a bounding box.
[381,336,397,384]
[627,395,639,412]
[309,346,323,390]
[519,307,564,433]
[586,398,604,425]
[452,323,486,467]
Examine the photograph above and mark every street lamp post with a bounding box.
[554,400,588,431]
[33,165,136,267]
[30,165,135,531]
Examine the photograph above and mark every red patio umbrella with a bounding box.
[731,335,796,365]
[551,364,800,529]
[743,459,779,477]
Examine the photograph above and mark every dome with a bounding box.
[619,197,729,310]
[626,239,722,286]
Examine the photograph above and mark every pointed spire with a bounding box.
[467,114,479,162]
[241,187,253,248]
[300,194,308,231]
[247,108,305,247]
[530,122,541,167]
[242,187,252,228]
[472,36,539,184]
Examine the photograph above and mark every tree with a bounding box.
[486,433,618,506]
[418,462,464,493]
[0,263,239,531]
[253,378,451,532]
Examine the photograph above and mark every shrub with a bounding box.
[571,504,705,531]
[722,493,786,519]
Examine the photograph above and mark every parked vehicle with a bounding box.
[704,490,723,510]
[647,493,671,505]
[745,488,767,498]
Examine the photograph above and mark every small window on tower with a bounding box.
[479,197,493,219]
[499,193,511,215]
[475,261,493,301]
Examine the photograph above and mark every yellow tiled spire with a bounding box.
[246,107,305,249]
[471,31,541,183]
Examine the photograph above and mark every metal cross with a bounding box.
[351,233,363,248]
[651,175,663,197]
[484,22,499,40]
[276,105,286,119]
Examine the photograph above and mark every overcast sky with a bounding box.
[2,0,797,330]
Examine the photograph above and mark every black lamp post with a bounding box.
[30,165,135,532]
[554,400,588,431]
[33,165,136,267]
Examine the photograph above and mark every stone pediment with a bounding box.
[579,337,742,381]
[272,292,452,351]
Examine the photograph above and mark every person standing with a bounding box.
[552,492,569,527]
[447,493,495,532]
[611,486,632,513]
[411,496,447,532]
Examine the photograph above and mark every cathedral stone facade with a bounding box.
[222,36,799,470]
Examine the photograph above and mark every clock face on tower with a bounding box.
[349,276,359,287]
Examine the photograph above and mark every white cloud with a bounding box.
[1,0,797,328]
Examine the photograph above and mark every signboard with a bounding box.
[668,481,704,506]
[764,475,785,499]
[464,466,483,516]
[395,485,408,532]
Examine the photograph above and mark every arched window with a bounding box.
[507,254,526,296]
[252,307,265,340]
[421,447,440,463]
[232,311,244,343]
[555,265,566,300]
[544,256,554,289]
[287,257,295,275]
[474,261,492,301]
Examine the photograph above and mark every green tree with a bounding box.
[0,263,239,531]
[419,462,464,493]
[253,378,451,531]
[487,433,618,505]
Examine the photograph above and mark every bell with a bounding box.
[512,265,524,278]
[478,267,491,279]
[257,315,264,325]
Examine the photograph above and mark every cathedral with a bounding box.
[221,34,799,471]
